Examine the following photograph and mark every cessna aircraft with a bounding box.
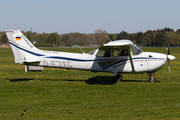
[5,29,175,82]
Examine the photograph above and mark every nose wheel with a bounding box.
[149,76,156,82]
[148,73,156,82]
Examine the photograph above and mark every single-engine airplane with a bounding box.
[5,29,175,82]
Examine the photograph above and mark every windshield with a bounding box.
[131,45,143,55]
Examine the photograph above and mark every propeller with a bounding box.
[167,41,176,74]
[167,44,171,74]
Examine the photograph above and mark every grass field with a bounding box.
[0,47,180,120]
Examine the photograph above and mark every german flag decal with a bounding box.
[16,37,21,41]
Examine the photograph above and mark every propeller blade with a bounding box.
[168,60,171,74]
[168,42,170,55]
[167,41,170,74]
[167,41,176,74]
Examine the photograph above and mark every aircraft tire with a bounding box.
[149,77,156,82]
[114,75,123,82]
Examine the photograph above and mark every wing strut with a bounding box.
[127,46,135,72]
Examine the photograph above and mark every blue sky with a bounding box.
[1,0,180,34]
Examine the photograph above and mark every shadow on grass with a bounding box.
[86,76,160,85]
[123,80,149,82]
[123,79,160,82]
[9,76,159,84]
[9,78,33,82]
[85,76,157,85]
[85,76,116,85]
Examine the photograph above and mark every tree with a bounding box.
[155,31,167,46]
[48,33,55,43]
[53,32,61,46]
[0,32,8,43]
[94,29,108,45]
[163,27,174,32]
[117,31,129,40]
[176,29,180,34]
[108,34,117,41]
[3,27,179,47]
[61,34,69,46]
[36,33,48,46]
[66,32,82,46]
[143,30,155,46]
[135,32,143,45]
[128,33,136,43]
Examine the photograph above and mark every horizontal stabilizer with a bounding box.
[16,59,41,64]
[25,65,44,72]
[25,59,41,63]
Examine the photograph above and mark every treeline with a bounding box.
[109,28,180,47]
[1,28,180,47]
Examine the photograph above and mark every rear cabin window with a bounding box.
[96,49,111,57]
[113,49,128,57]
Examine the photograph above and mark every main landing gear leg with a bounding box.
[149,73,156,82]
[113,72,123,82]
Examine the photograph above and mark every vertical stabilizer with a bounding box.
[5,29,41,64]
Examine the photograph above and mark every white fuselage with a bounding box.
[30,49,167,74]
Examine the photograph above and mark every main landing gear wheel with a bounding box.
[149,77,156,82]
[114,74,123,82]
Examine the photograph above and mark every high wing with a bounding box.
[99,40,136,72]
[103,40,133,47]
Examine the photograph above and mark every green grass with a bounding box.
[0,47,180,120]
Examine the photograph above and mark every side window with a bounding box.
[121,49,128,56]
[113,49,128,57]
[97,50,111,57]
[113,49,121,57]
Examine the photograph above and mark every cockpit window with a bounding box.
[96,49,111,57]
[131,45,143,55]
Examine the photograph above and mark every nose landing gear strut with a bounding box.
[113,72,123,82]
[148,73,156,82]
